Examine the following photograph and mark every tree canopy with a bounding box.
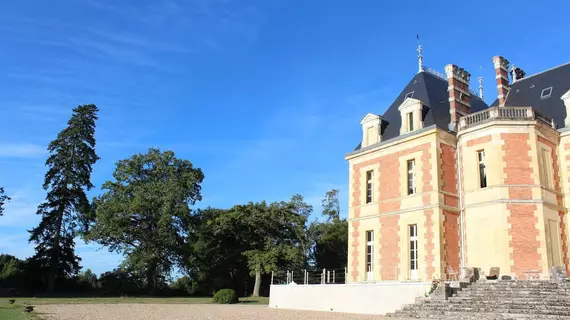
[0,187,9,216]
[86,148,204,292]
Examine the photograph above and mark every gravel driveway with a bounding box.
[37,304,383,320]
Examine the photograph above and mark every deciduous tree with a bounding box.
[309,189,348,270]
[86,149,204,293]
[28,104,99,293]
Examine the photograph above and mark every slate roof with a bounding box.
[491,62,570,129]
[354,71,489,150]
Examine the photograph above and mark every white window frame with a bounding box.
[407,112,414,132]
[407,159,416,195]
[409,224,418,280]
[477,150,487,188]
[365,170,374,204]
[541,87,553,99]
[366,230,374,281]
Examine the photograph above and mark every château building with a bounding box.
[345,53,570,282]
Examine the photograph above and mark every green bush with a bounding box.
[212,288,238,304]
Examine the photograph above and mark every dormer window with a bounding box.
[360,113,382,148]
[541,87,552,99]
[407,112,414,131]
[398,97,423,134]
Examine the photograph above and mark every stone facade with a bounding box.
[345,58,570,282]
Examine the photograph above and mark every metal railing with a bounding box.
[459,106,554,131]
[271,268,347,285]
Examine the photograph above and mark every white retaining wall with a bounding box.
[269,282,431,315]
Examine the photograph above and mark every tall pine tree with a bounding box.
[0,187,9,216]
[29,104,99,292]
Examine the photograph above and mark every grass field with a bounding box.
[0,303,39,320]
[0,296,268,319]
[0,296,268,306]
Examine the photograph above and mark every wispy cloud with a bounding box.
[0,233,34,259]
[0,143,46,158]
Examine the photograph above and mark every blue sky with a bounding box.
[1,0,569,275]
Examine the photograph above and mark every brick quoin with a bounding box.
[440,143,458,195]
[424,209,435,279]
[502,133,541,277]
[466,135,492,148]
[458,144,468,265]
[380,215,400,280]
[350,219,360,281]
[422,144,434,278]
[539,136,569,272]
[444,195,458,207]
[441,143,460,270]
[443,210,460,276]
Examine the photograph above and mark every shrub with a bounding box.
[212,288,238,304]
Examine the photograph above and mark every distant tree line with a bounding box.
[0,104,348,297]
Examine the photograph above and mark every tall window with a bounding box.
[366,230,374,280]
[540,148,553,189]
[477,150,487,188]
[409,224,418,279]
[366,170,374,204]
[407,112,414,131]
[407,160,416,195]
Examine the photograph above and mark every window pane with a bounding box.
[480,164,487,188]
[411,260,416,270]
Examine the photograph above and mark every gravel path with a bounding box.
[37,304,383,320]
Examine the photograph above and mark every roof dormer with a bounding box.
[398,97,424,135]
[360,113,382,148]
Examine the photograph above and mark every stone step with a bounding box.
[400,303,570,312]
[386,312,570,320]
[384,281,570,319]
[417,300,570,307]
[389,309,570,318]
[447,297,570,305]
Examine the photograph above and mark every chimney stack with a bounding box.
[492,56,510,105]
[445,64,471,131]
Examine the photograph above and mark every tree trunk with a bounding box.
[47,210,64,293]
[252,263,261,297]
[146,261,157,294]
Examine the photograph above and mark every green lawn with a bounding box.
[0,296,269,306]
[0,303,39,320]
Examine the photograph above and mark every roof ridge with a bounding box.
[420,71,486,102]
[515,61,570,83]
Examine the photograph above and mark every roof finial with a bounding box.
[478,66,484,99]
[417,34,424,73]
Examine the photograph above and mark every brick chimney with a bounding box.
[445,64,471,131]
[492,56,510,105]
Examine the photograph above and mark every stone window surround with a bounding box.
[398,98,424,135]
[360,113,382,148]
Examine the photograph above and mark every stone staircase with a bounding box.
[386,280,570,319]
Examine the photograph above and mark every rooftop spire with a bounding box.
[417,34,424,73]
[478,66,484,99]
[478,76,484,99]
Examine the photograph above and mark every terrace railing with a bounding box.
[459,106,555,131]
